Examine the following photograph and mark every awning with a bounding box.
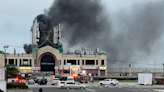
[82,66,98,69]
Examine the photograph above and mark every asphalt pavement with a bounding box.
[26,82,164,92]
[31,87,162,92]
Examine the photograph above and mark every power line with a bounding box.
[0,43,23,48]
[109,60,163,66]
[17,32,31,52]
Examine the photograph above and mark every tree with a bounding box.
[7,65,19,78]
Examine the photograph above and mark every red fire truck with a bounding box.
[75,75,90,83]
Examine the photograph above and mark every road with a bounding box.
[27,82,164,92]
[31,86,162,92]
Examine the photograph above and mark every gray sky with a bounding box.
[0,0,164,69]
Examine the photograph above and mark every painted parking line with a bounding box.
[86,88,95,92]
[153,89,164,92]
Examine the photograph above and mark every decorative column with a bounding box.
[28,59,30,65]
[7,59,9,65]
[14,59,15,65]
[17,59,19,68]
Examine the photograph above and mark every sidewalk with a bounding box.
[7,89,32,92]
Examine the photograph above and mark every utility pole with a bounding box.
[3,46,9,66]
[58,59,60,77]
[163,64,164,79]
[154,60,156,78]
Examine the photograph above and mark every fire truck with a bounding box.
[75,75,90,83]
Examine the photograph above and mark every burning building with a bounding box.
[0,19,107,77]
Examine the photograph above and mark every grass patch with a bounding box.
[118,80,138,83]
[94,80,138,83]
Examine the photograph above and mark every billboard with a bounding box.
[53,26,58,44]
[32,19,37,44]
[0,67,5,81]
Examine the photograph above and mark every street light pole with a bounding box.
[154,60,156,78]
[3,46,9,66]
[58,59,60,77]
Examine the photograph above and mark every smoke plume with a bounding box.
[23,44,32,54]
[35,0,164,67]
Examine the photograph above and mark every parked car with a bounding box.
[38,79,47,85]
[28,79,35,84]
[99,79,118,86]
[64,82,86,89]
[51,78,60,85]
[57,81,66,89]
[112,79,119,84]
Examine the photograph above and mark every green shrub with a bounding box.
[0,89,4,92]
[7,83,28,89]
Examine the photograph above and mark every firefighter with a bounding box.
[39,88,43,92]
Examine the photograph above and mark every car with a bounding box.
[99,79,118,86]
[51,78,60,85]
[57,81,66,89]
[28,79,35,84]
[38,79,47,85]
[64,82,86,89]
[112,79,119,84]
[67,76,74,82]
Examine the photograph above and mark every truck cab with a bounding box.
[67,76,74,82]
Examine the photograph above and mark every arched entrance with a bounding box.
[38,52,58,72]
[41,55,55,71]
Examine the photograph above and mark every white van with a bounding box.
[51,78,60,85]
[67,76,74,82]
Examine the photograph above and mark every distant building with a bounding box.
[0,19,107,76]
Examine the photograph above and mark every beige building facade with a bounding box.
[0,45,107,76]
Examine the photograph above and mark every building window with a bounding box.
[15,59,17,65]
[82,60,84,65]
[101,60,104,65]
[20,59,21,65]
[9,59,14,65]
[63,70,70,73]
[30,59,31,65]
[86,60,95,65]
[64,60,66,65]
[67,60,76,65]
[78,60,79,65]
[96,60,98,65]
[23,59,28,65]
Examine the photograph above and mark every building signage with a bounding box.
[19,67,32,70]
[59,66,63,70]
[82,66,98,69]
[54,66,58,69]
[41,63,54,65]
[44,49,52,51]
[0,67,5,80]
[67,63,71,65]
[32,67,41,70]
[70,66,79,69]
[63,66,70,70]
[54,66,63,70]
[99,66,107,70]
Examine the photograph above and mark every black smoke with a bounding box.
[23,44,32,54]
[35,0,164,67]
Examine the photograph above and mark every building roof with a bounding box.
[98,51,106,55]
[0,50,4,54]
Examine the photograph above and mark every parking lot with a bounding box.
[30,86,161,92]
[26,82,164,92]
